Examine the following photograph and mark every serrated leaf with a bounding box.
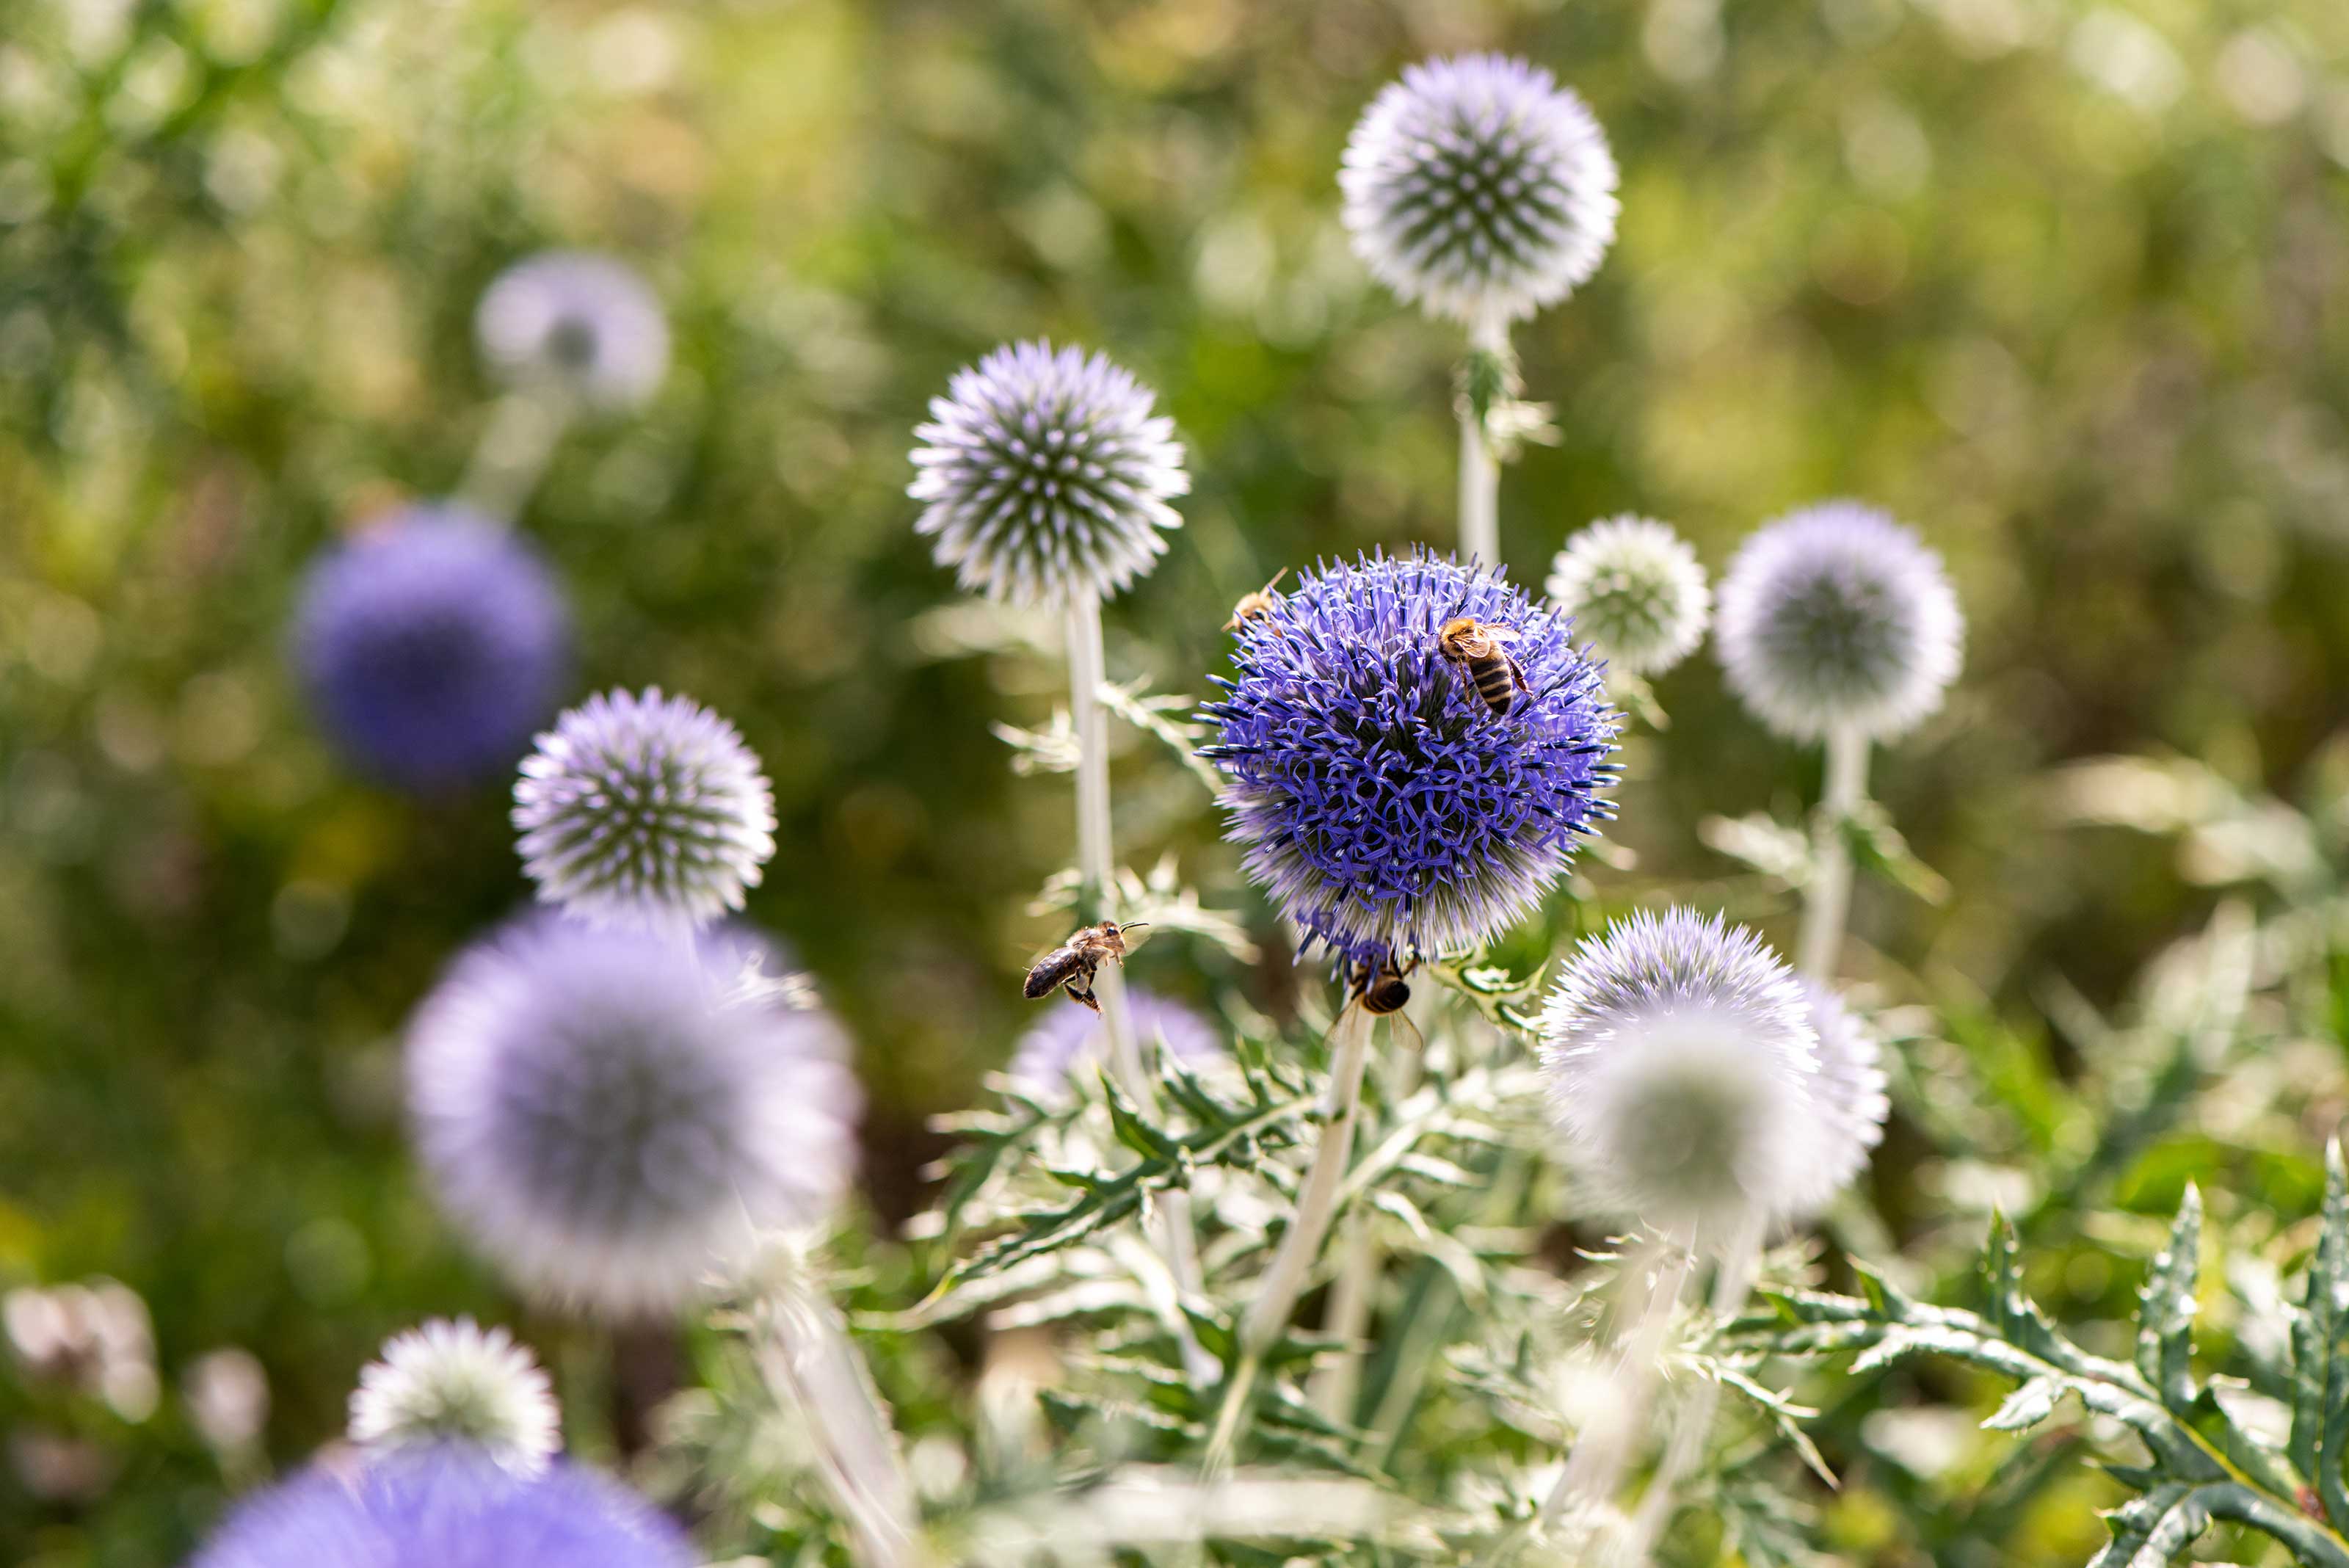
[1985,1376,2068,1433]
[2136,1183,2202,1412]
[2085,1481,2210,1567]
[2291,1139,2349,1528]
[1840,799,1951,904]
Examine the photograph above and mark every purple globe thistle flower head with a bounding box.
[909,341,1188,607]
[513,689,777,934]
[1714,501,1963,743]
[1789,981,1889,1216]
[292,504,570,792]
[1341,54,1620,332]
[475,251,670,415]
[1202,551,1616,970]
[1008,988,1226,1104]
[1537,909,1821,1243]
[188,1445,692,1568]
[407,916,858,1318]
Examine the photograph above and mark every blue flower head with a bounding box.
[189,1445,691,1568]
[293,504,571,792]
[1202,551,1616,969]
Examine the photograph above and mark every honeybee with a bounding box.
[1437,616,1529,718]
[1223,569,1289,632]
[1352,955,1416,1015]
[1022,921,1147,1013]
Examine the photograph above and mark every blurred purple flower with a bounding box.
[1008,988,1225,1103]
[407,917,858,1318]
[1538,909,1820,1238]
[1714,501,1962,743]
[293,505,570,792]
[475,252,669,413]
[188,1445,691,1568]
[1202,551,1615,969]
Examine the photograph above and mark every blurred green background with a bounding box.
[4,0,2348,1561]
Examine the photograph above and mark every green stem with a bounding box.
[1796,725,1870,981]
[1456,316,1508,568]
[457,390,575,525]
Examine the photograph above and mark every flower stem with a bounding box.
[1796,724,1870,982]
[753,1264,923,1568]
[1310,1013,1421,1420]
[1206,997,1378,1468]
[1063,594,1212,1386]
[457,391,574,526]
[1456,317,1509,569]
[1617,1215,1767,1566]
[1540,1233,1694,1525]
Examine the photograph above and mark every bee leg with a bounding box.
[1509,653,1531,694]
[1067,978,1102,1013]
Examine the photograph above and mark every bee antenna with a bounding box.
[1118,921,1150,933]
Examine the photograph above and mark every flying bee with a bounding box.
[1023,921,1147,1013]
[1223,568,1289,632]
[1436,616,1529,718]
[1352,954,1416,1015]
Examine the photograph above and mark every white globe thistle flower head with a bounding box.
[909,340,1188,608]
[407,917,860,1318]
[1714,501,1964,743]
[1538,909,1820,1243]
[1544,515,1712,678]
[349,1318,560,1475]
[476,250,670,413]
[1341,54,1620,332]
[513,688,777,934]
[1789,981,1889,1216]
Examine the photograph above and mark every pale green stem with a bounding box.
[1456,316,1508,568]
[1796,725,1870,982]
[1618,1214,1768,1565]
[1540,1233,1695,1525]
[457,390,574,524]
[1063,595,1212,1386]
[1205,998,1379,1471]
[1310,1006,1423,1420]
[754,1263,924,1568]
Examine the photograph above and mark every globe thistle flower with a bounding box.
[1544,516,1711,678]
[406,918,859,1318]
[475,251,670,413]
[908,341,1188,607]
[1008,988,1226,1104]
[1202,551,1616,970]
[1537,909,1820,1239]
[1790,981,1889,1215]
[189,1446,691,1568]
[1340,54,1620,330]
[513,688,777,932]
[293,505,571,792]
[348,1318,560,1475]
[1714,501,1963,743]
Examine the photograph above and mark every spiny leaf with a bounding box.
[2135,1183,2202,1412]
[2290,1139,2349,1528]
[2085,1481,2209,1567]
[1984,1376,2067,1434]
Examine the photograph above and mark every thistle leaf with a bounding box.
[2290,1140,2349,1528]
[2135,1183,2202,1412]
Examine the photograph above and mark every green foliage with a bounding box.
[1733,1170,2349,1565]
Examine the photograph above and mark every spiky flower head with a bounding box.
[406,918,859,1318]
[1790,981,1889,1215]
[348,1318,560,1475]
[513,688,777,932]
[909,341,1188,607]
[1714,501,1963,743]
[1538,909,1820,1240]
[293,504,571,792]
[1544,515,1711,678]
[1008,988,1226,1104]
[1341,54,1620,331]
[1204,552,1616,969]
[476,251,670,413]
[189,1446,691,1568]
